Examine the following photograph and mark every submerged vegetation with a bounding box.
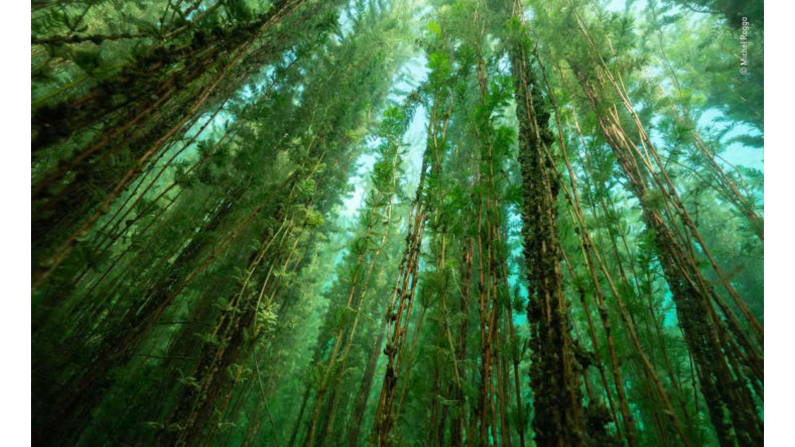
[31,0,763,445]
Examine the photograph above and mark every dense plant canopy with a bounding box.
[31,0,763,446]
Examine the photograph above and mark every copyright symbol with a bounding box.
[740,67,747,75]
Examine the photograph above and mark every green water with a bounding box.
[31,0,763,446]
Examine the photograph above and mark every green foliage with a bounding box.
[30,0,763,446]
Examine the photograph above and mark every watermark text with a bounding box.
[740,17,749,75]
